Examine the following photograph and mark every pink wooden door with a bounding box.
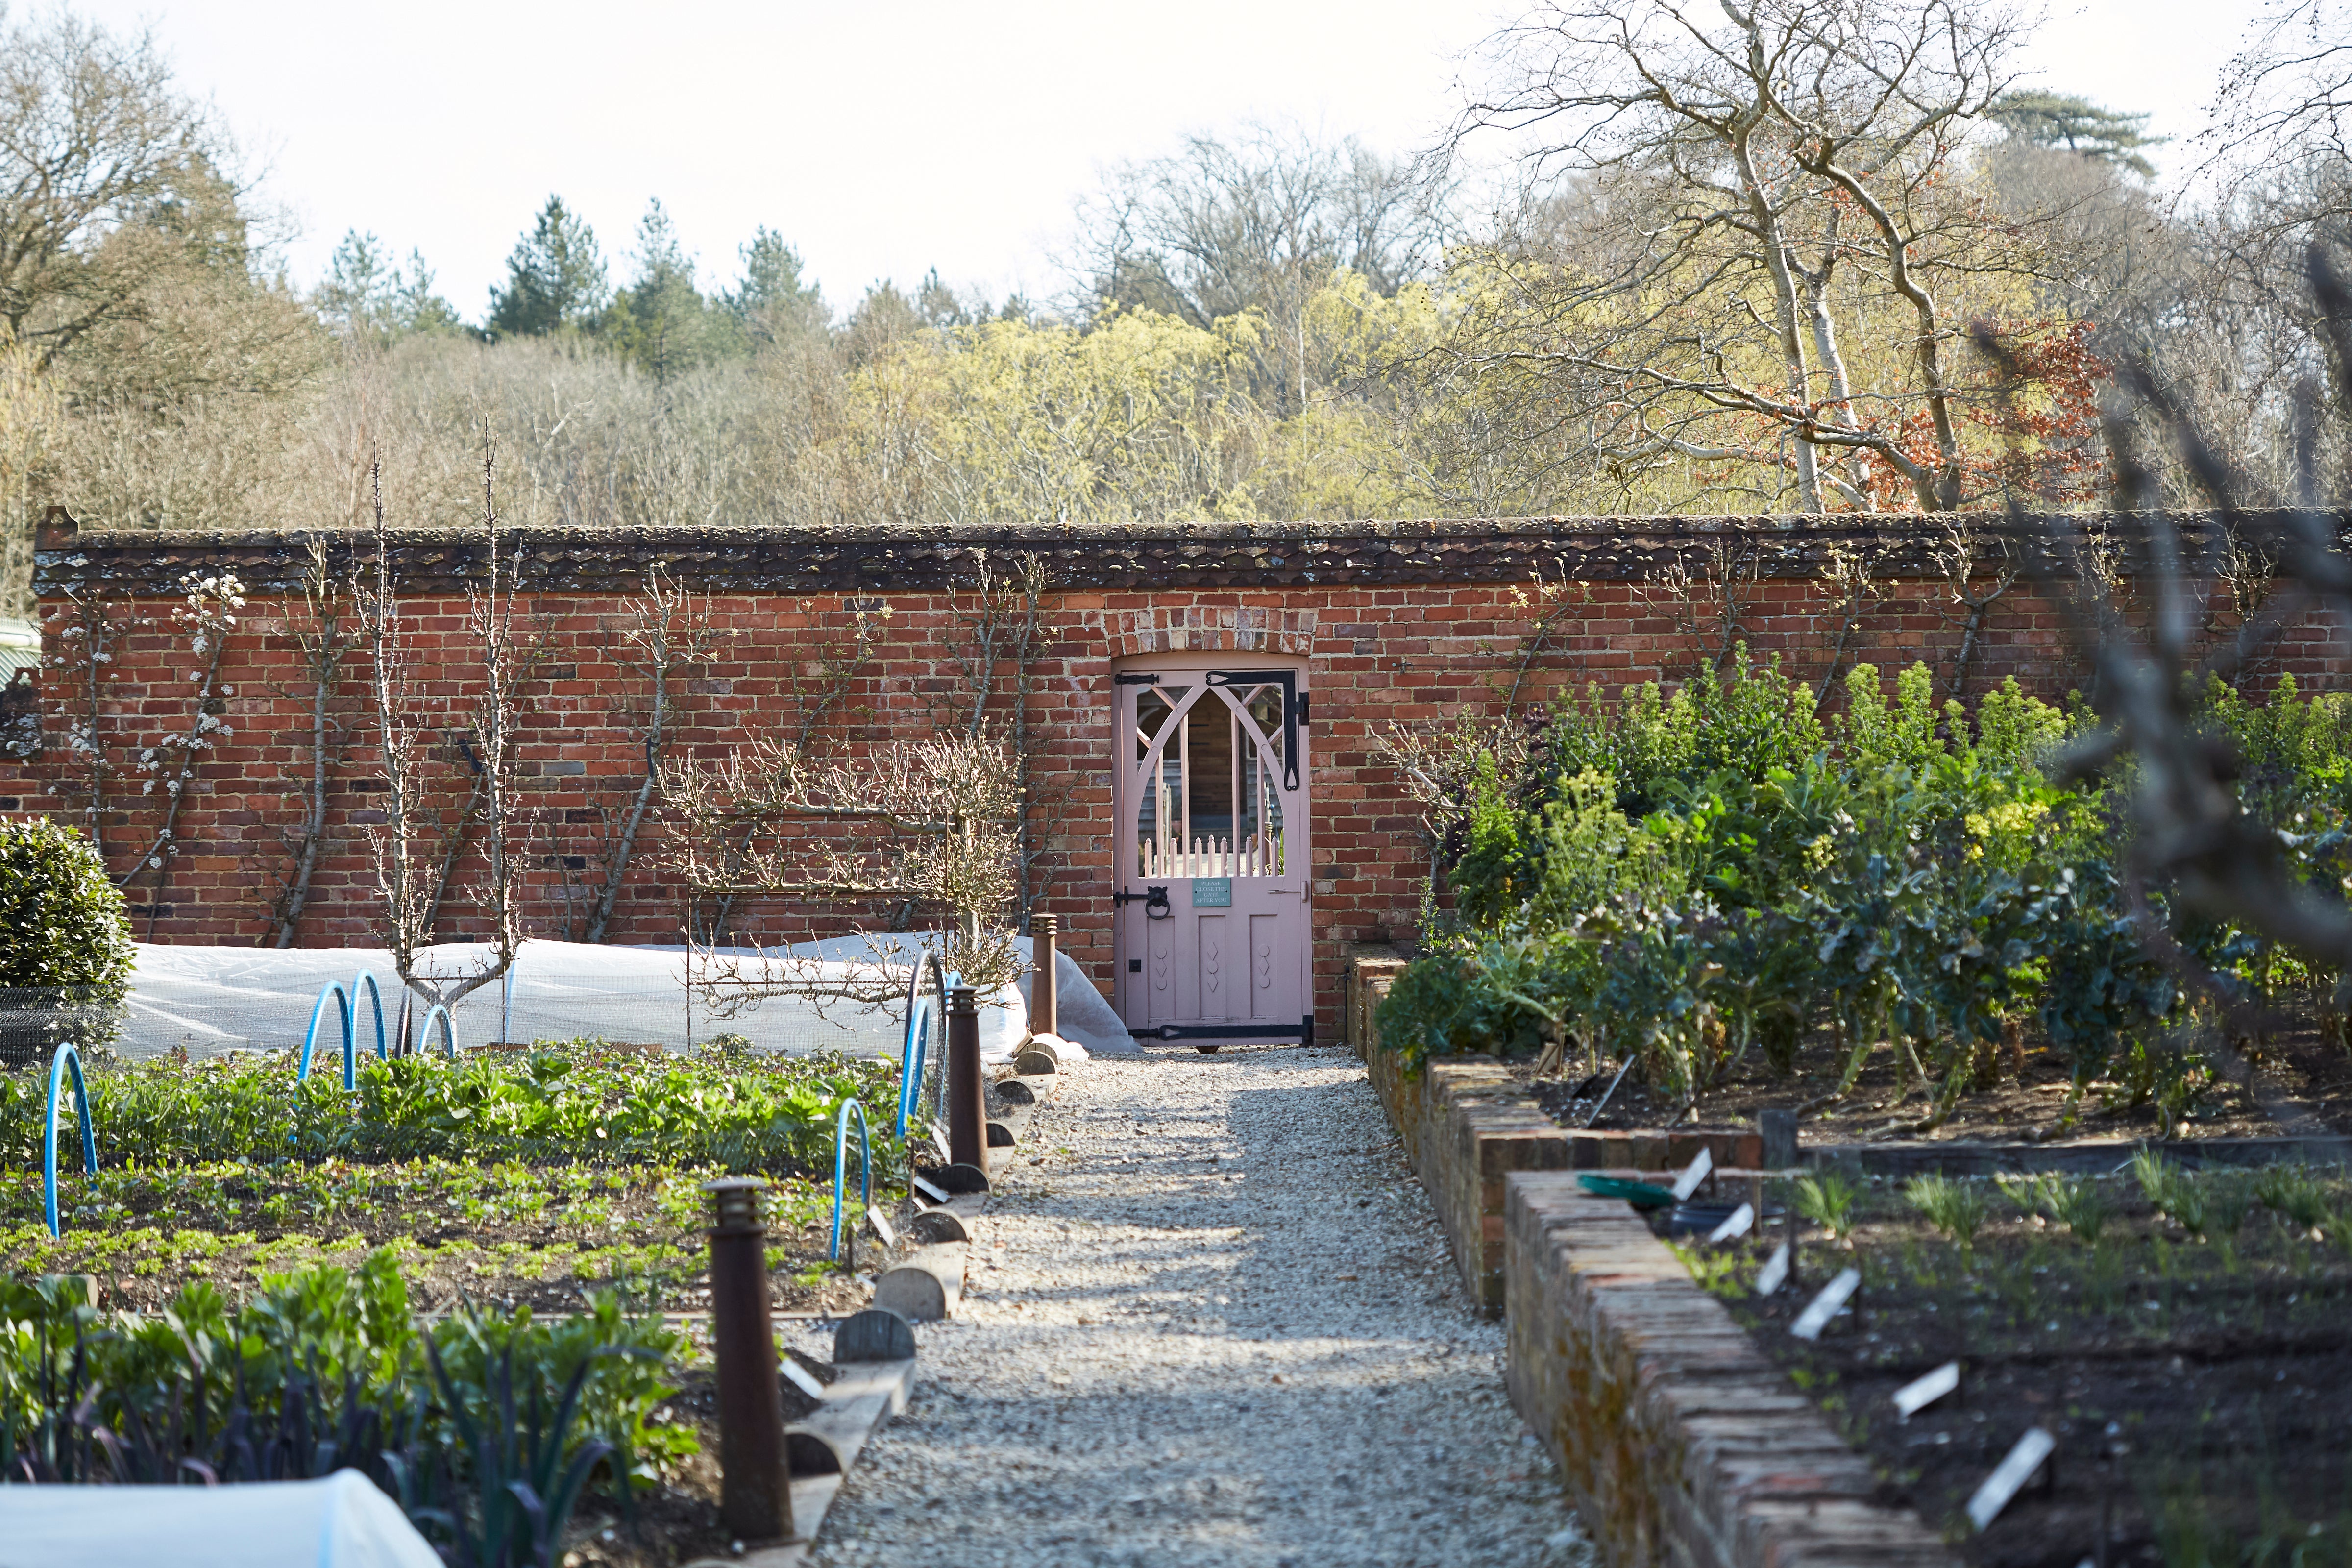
[1110,662,1312,1047]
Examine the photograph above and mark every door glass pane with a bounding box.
[1235,686,1285,872]
[1185,700,1233,848]
[1134,687,1187,873]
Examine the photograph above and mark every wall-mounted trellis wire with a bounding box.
[43,1044,95,1238]
[896,950,956,1139]
[296,973,389,1087]
[829,1098,871,1263]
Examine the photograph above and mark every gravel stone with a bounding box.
[791,1045,1595,1567]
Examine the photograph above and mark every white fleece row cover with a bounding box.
[120,935,1128,1063]
[0,1469,442,1568]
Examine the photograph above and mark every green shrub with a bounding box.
[1378,654,2345,1138]
[2256,1164,2331,1229]
[1448,752,1536,928]
[0,817,132,991]
[1536,646,1826,817]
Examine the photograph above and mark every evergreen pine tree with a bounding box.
[1988,91,2165,178]
[606,199,710,383]
[487,196,608,338]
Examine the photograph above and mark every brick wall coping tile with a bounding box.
[33,506,2341,598]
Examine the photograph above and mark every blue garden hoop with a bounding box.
[296,980,350,1085]
[895,950,957,1139]
[415,1004,457,1058]
[352,971,386,1066]
[44,1044,96,1238]
[829,1098,871,1262]
[296,974,390,1088]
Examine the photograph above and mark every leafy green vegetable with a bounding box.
[0,1039,901,1176]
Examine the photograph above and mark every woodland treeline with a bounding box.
[4,0,2352,612]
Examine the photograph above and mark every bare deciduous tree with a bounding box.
[1073,122,1445,412]
[1985,249,2352,996]
[0,10,242,367]
[263,541,360,948]
[2201,0,2352,200]
[570,562,722,944]
[660,731,1026,1009]
[1445,0,2065,513]
[120,570,242,936]
[359,443,530,1022]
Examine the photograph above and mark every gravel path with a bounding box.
[790,1045,1593,1568]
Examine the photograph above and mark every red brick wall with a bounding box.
[7,566,2347,1027]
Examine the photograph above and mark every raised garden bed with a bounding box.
[1668,1160,2352,1564]
[1512,1007,2349,1150]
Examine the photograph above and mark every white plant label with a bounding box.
[867,1205,899,1249]
[1967,1427,2056,1530]
[780,1357,827,1401]
[911,1176,949,1205]
[1753,1240,1791,1297]
[927,1124,953,1165]
[1893,1361,1961,1419]
[1706,1202,1755,1243]
[1789,1267,1861,1340]
[1672,1147,1715,1201]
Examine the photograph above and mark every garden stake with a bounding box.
[704,1177,792,1543]
[1585,1054,1637,1127]
[1030,913,1058,1039]
[1785,1189,1802,1290]
[947,985,985,1171]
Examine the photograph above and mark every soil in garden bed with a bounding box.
[1677,1169,2352,1565]
[2249,1016,2352,1133]
[2,1159,876,1316]
[1513,1011,2352,1145]
[564,1348,842,1568]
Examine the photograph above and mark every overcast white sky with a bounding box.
[68,0,2276,321]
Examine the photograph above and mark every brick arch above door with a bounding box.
[1104,605,1318,659]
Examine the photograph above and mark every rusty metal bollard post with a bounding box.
[704,1176,792,1542]
[1030,913,1058,1040]
[947,985,985,1171]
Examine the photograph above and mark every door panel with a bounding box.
[1112,662,1311,1044]
[1198,914,1227,1017]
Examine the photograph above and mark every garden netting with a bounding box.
[0,935,1127,1069]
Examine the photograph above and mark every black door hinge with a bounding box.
[1205,669,1306,791]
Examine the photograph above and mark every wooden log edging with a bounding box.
[1504,1173,1960,1568]
[686,1353,921,1568]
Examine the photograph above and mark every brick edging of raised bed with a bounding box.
[1504,1173,1960,1568]
[1351,954,1764,1315]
